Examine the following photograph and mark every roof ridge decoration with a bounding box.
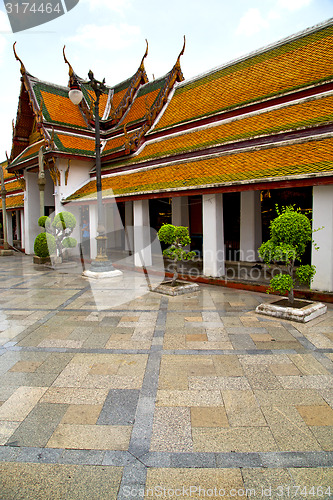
[63,46,93,124]
[125,36,186,153]
[10,43,55,163]
[108,40,149,125]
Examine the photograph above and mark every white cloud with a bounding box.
[236,8,269,36]
[67,22,141,50]
[0,11,10,66]
[81,0,132,14]
[276,0,313,11]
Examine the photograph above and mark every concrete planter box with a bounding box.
[256,298,327,323]
[33,255,51,265]
[153,280,199,296]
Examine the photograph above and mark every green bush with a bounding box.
[62,237,77,248]
[259,205,317,305]
[38,216,50,229]
[34,232,56,258]
[158,224,196,285]
[52,212,76,231]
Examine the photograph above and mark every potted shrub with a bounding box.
[256,205,326,322]
[34,212,77,265]
[154,224,199,295]
[33,232,56,264]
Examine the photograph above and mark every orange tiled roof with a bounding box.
[135,94,333,162]
[67,136,333,201]
[0,194,24,209]
[156,24,333,130]
[4,179,23,193]
[10,140,45,167]
[39,88,87,128]
[55,133,95,156]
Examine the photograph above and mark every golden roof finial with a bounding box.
[13,42,26,75]
[63,45,77,87]
[139,39,149,70]
[175,35,186,68]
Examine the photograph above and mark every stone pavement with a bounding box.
[0,254,332,499]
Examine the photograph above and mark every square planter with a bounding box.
[153,280,199,296]
[256,298,327,323]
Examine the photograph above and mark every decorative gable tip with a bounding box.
[174,35,186,74]
[13,42,27,76]
[139,39,149,72]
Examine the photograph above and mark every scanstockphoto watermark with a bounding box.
[3,0,80,33]
[122,484,332,497]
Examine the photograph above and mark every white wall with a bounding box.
[202,193,225,277]
[312,185,333,292]
[24,171,40,254]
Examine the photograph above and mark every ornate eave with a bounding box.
[10,43,55,165]
[125,36,186,154]
[105,41,149,126]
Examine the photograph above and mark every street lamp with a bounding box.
[69,72,121,277]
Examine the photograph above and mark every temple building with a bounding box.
[2,19,333,292]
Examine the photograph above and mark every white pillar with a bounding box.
[6,212,13,246]
[89,204,98,260]
[15,210,21,241]
[24,171,40,254]
[133,199,152,267]
[20,211,25,250]
[312,185,333,292]
[240,191,262,262]
[172,196,189,227]
[125,201,134,253]
[106,202,122,250]
[202,193,225,277]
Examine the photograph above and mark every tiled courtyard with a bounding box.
[0,254,332,499]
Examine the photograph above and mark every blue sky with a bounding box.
[0,0,332,156]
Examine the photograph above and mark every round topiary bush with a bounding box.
[52,212,76,231]
[62,237,77,248]
[34,232,56,258]
[38,216,50,229]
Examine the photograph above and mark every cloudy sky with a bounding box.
[0,0,332,156]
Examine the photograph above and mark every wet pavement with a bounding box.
[0,254,332,499]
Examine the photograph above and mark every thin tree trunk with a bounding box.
[171,258,178,286]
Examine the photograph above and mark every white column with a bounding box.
[172,196,189,227]
[125,201,134,253]
[89,204,98,260]
[106,202,122,249]
[133,199,152,267]
[202,193,225,277]
[240,190,262,262]
[20,211,25,250]
[15,210,21,241]
[6,212,13,246]
[24,171,40,254]
[312,185,333,292]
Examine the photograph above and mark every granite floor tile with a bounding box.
[309,426,333,451]
[222,389,266,427]
[97,389,140,425]
[156,389,224,407]
[150,407,193,452]
[261,406,322,452]
[47,423,132,450]
[289,468,333,499]
[6,403,68,448]
[61,404,103,425]
[296,405,333,426]
[145,468,244,500]
[0,386,48,421]
[191,406,229,427]
[0,462,122,499]
[192,426,278,452]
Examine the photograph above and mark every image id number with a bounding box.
[5,3,62,14]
